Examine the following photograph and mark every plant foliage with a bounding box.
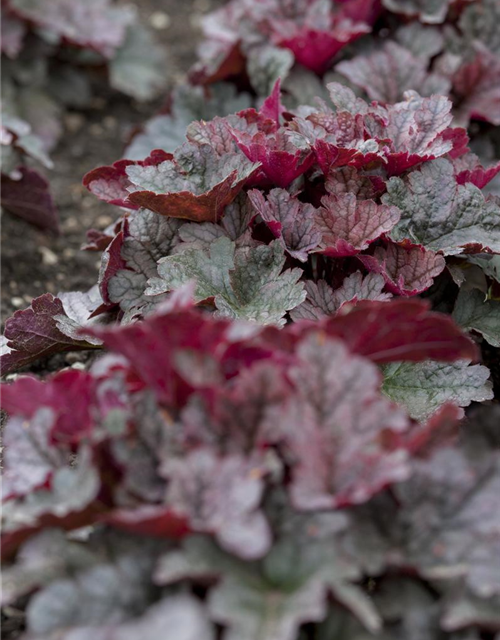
[0,0,165,231]
[1,0,500,638]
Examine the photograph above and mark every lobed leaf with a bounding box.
[382,360,493,420]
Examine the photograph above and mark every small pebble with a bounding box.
[103,116,117,130]
[150,11,171,29]
[39,246,59,266]
[10,297,24,308]
[65,113,84,133]
[89,123,104,137]
[96,215,113,227]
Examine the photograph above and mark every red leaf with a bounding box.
[322,299,478,363]
[1,167,59,234]
[83,150,172,209]
[1,294,96,376]
[103,506,190,539]
[358,242,446,296]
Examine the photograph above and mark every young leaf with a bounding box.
[382,360,493,420]
[146,237,305,326]
[230,127,313,188]
[384,158,500,254]
[248,188,321,261]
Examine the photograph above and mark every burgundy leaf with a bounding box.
[85,308,232,406]
[314,192,400,257]
[1,369,94,445]
[98,230,127,305]
[103,506,189,539]
[230,128,313,188]
[1,294,98,376]
[452,50,500,126]
[1,167,59,234]
[276,22,369,75]
[83,150,172,209]
[259,78,285,125]
[358,242,446,296]
[453,153,500,189]
[291,108,383,175]
[321,299,478,363]
[125,145,260,222]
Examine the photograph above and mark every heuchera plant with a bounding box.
[0,286,498,638]
[126,0,500,164]
[1,1,500,637]
[2,72,500,638]
[0,0,165,232]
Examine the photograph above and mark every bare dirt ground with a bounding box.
[1,0,222,325]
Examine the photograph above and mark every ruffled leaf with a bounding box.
[147,237,305,326]
[358,242,446,296]
[384,158,500,254]
[314,193,400,257]
[382,360,493,420]
[453,288,500,347]
[336,42,450,103]
[281,334,411,510]
[248,188,321,261]
[291,273,391,321]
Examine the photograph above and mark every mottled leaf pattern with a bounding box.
[382,360,493,419]
[384,159,500,254]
